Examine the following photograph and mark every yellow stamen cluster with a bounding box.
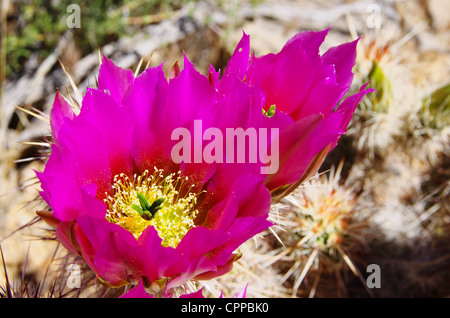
[104,168,200,248]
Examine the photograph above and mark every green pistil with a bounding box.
[263,104,276,118]
[132,192,165,221]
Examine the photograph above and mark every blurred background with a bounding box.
[0,0,448,297]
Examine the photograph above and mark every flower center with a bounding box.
[104,168,200,248]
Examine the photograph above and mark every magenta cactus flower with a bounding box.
[221,28,374,195]
[36,55,272,292]
[36,27,370,294]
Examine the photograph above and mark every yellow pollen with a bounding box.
[104,168,201,248]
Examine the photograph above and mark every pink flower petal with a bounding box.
[264,113,341,190]
[138,226,183,282]
[50,91,75,144]
[322,37,360,90]
[98,56,135,104]
[223,31,250,80]
[36,145,83,221]
[79,89,135,177]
